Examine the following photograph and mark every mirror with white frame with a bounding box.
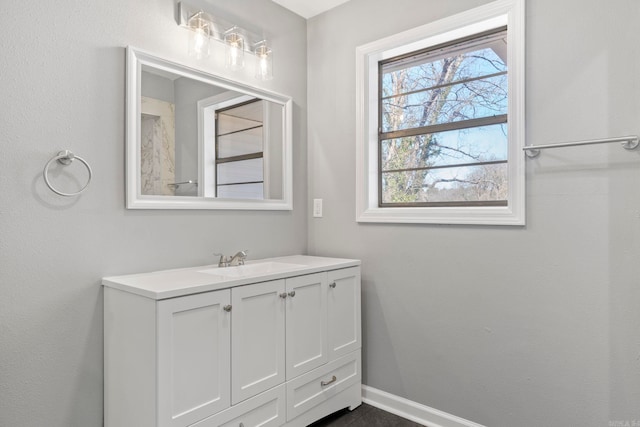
[126,47,292,210]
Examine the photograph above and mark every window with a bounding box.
[380,29,508,207]
[200,93,281,201]
[215,99,265,199]
[356,0,524,225]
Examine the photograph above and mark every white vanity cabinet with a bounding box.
[103,256,361,427]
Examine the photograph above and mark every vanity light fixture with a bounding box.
[186,11,210,59]
[254,41,273,81]
[178,2,273,80]
[224,27,245,70]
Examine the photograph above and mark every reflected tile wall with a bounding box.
[141,96,175,195]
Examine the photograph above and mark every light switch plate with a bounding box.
[313,199,323,217]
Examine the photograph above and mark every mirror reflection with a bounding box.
[126,47,292,210]
[141,66,283,199]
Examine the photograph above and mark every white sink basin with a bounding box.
[198,261,305,279]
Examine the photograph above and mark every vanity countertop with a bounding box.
[102,255,360,300]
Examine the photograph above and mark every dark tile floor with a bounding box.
[308,403,424,427]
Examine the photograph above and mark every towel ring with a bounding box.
[43,150,93,197]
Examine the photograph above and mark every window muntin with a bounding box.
[378,28,509,207]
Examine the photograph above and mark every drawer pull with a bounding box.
[223,305,232,312]
[329,282,336,288]
[321,375,337,387]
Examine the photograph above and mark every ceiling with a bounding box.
[271,0,351,19]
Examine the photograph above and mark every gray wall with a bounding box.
[0,0,306,426]
[307,0,640,426]
[141,71,175,103]
[3,0,640,426]
[173,77,224,194]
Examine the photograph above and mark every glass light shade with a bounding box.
[255,44,273,81]
[225,30,245,70]
[187,13,210,59]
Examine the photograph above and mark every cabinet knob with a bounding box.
[279,293,287,299]
[329,282,337,288]
[239,423,244,427]
[288,291,296,298]
[223,305,232,312]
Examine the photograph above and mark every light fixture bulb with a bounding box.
[259,56,268,76]
[193,28,206,52]
[225,29,245,70]
[255,42,273,81]
[187,12,210,59]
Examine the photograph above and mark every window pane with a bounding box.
[381,74,507,132]
[381,123,507,171]
[221,101,263,122]
[217,158,263,185]
[381,163,508,204]
[217,114,262,136]
[381,39,507,97]
[217,183,264,200]
[217,127,263,158]
[218,101,263,134]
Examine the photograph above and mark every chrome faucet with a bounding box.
[228,250,248,266]
[214,250,248,267]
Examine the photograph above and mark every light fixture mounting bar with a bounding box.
[178,2,267,53]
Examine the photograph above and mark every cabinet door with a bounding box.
[231,280,286,404]
[157,290,231,427]
[285,272,328,379]
[327,267,362,361]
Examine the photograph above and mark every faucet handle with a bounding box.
[213,253,228,267]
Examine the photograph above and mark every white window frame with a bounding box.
[355,0,525,225]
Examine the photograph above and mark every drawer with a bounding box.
[286,351,361,421]
[191,384,286,427]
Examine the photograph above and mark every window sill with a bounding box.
[356,205,524,226]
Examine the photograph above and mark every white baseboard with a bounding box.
[361,385,486,427]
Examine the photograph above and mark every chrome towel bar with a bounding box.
[167,180,198,187]
[523,135,639,158]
